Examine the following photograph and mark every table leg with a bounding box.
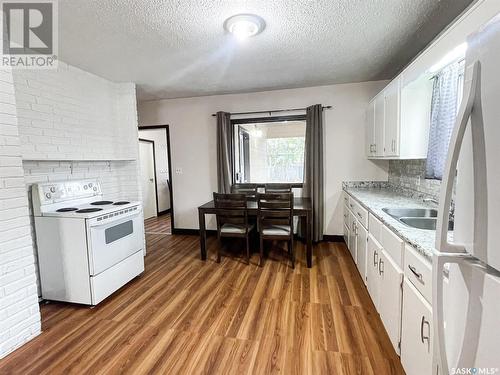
[306,211,312,268]
[198,209,207,261]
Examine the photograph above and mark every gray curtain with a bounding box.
[425,62,461,180]
[303,104,324,242]
[216,111,233,193]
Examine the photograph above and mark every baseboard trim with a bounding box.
[322,235,345,242]
[158,209,171,216]
[172,228,217,236]
[170,230,345,243]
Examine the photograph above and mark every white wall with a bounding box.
[138,129,171,212]
[13,61,141,298]
[14,62,138,161]
[0,69,41,359]
[138,81,389,235]
[1,60,140,359]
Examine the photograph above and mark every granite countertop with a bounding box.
[343,183,445,263]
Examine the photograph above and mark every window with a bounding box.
[425,60,465,180]
[232,117,306,184]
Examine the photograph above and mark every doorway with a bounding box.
[138,125,174,235]
[138,139,157,220]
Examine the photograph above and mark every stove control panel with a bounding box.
[36,179,102,204]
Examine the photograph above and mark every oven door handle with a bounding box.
[89,211,142,228]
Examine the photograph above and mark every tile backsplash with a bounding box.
[388,160,441,199]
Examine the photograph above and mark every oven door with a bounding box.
[87,209,144,275]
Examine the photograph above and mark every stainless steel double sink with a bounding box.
[382,208,453,231]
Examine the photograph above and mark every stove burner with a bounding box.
[56,207,78,212]
[91,201,113,206]
[76,208,103,213]
[113,201,130,205]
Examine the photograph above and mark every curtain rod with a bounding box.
[211,105,332,117]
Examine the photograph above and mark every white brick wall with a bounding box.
[13,61,139,161]
[0,69,41,359]
[0,60,141,359]
[14,60,142,297]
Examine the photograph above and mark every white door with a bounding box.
[378,249,403,354]
[139,140,157,220]
[384,78,400,156]
[401,279,433,375]
[356,223,368,285]
[366,234,381,309]
[374,94,385,156]
[348,212,357,263]
[366,100,375,156]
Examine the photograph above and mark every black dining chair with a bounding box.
[231,183,258,200]
[257,192,294,268]
[264,183,292,193]
[213,193,254,264]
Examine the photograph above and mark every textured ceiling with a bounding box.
[58,0,474,101]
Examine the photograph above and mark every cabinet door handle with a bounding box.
[373,250,378,266]
[408,264,423,281]
[378,259,384,275]
[420,316,430,352]
[357,212,362,219]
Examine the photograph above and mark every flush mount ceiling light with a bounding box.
[224,14,265,41]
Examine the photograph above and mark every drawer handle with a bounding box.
[378,259,384,275]
[408,265,423,281]
[420,316,430,352]
[373,250,378,266]
[357,212,362,218]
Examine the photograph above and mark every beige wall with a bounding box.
[138,81,389,235]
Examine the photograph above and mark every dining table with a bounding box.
[197,197,313,268]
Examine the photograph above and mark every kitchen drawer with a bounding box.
[347,195,356,212]
[404,244,432,304]
[343,203,351,227]
[343,191,350,207]
[380,224,404,268]
[352,200,368,229]
[368,213,382,243]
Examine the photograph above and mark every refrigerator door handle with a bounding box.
[432,251,475,375]
[436,61,481,254]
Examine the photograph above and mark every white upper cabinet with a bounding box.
[374,94,385,157]
[365,99,375,157]
[366,74,432,160]
[383,78,400,157]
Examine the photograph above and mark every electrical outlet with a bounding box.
[175,167,183,174]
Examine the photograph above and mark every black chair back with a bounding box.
[257,193,293,233]
[213,193,248,231]
[231,183,258,200]
[264,183,292,194]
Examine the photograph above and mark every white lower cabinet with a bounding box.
[344,192,433,371]
[343,223,350,247]
[348,211,357,263]
[378,249,403,354]
[355,223,367,284]
[366,233,381,309]
[401,279,433,375]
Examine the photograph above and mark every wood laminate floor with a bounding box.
[0,232,404,374]
[144,213,171,235]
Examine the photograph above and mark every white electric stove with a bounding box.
[32,179,145,306]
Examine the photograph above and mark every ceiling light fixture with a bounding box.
[224,14,265,41]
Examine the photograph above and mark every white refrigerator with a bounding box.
[433,13,500,375]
